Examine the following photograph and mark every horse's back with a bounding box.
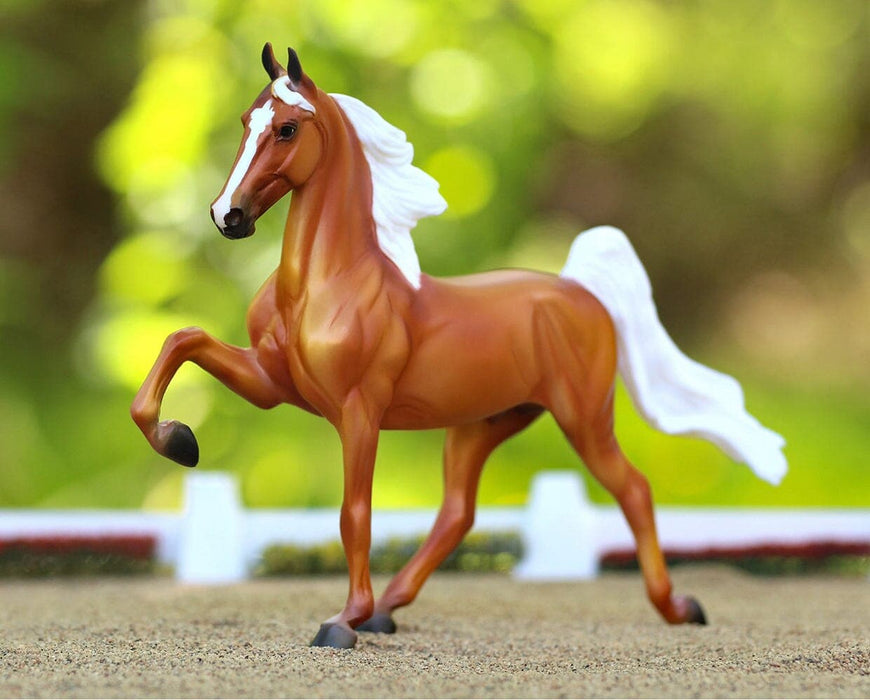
[415,268,612,338]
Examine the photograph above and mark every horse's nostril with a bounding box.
[224,208,244,228]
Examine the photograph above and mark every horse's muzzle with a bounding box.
[214,207,255,240]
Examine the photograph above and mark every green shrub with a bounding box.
[601,551,870,577]
[256,531,524,577]
[257,540,347,576]
[0,536,156,577]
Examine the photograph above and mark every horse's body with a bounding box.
[132,45,786,649]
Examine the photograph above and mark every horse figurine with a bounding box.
[132,44,787,649]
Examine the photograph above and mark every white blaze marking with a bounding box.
[212,100,276,228]
[271,76,317,113]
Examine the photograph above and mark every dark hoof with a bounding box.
[310,623,357,649]
[161,420,199,467]
[684,596,707,625]
[357,612,397,634]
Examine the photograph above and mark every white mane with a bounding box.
[330,93,447,288]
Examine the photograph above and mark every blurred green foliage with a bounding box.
[0,535,156,577]
[604,553,870,578]
[0,548,156,578]
[0,0,868,510]
[256,531,522,577]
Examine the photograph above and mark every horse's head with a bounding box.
[211,44,324,239]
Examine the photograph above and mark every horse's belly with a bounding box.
[383,333,538,429]
[383,383,533,429]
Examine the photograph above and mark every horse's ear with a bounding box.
[286,47,303,85]
[262,42,285,81]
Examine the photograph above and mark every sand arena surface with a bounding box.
[0,566,867,698]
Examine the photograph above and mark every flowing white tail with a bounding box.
[561,226,788,485]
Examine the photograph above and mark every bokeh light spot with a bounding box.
[161,382,214,432]
[424,146,496,219]
[141,470,184,511]
[410,49,492,123]
[313,0,420,58]
[126,165,200,231]
[98,51,220,193]
[244,447,305,508]
[480,31,537,101]
[91,310,210,392]
[553,0,675,140]
[100,231,189,305]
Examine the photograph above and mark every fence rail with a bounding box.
[1,472,867,583]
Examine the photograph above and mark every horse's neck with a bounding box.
[278,119,381,298]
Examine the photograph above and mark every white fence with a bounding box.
[1,471,867,583]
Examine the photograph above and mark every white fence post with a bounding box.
[176,472,246,584]
[514,471,599,580]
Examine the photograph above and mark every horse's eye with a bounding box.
[278,123,297,140]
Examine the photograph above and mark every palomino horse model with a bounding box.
[132,44,787,649]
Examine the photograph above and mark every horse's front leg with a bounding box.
[131,326,285,466]
[311,392,380,649]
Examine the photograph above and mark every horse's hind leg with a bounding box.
[131,327,284,466]
[358,406,543,634]
[556,393,706,625]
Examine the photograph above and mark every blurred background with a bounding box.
[0,0,867,512]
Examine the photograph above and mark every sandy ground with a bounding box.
[0,566,867,698]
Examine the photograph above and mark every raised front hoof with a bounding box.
[158,420,199,467]
[678,595,708,625]
[310,623,358,649]
[357,612,397,634]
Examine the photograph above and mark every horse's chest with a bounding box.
[284,291,410,415]
[293,295,364,368]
